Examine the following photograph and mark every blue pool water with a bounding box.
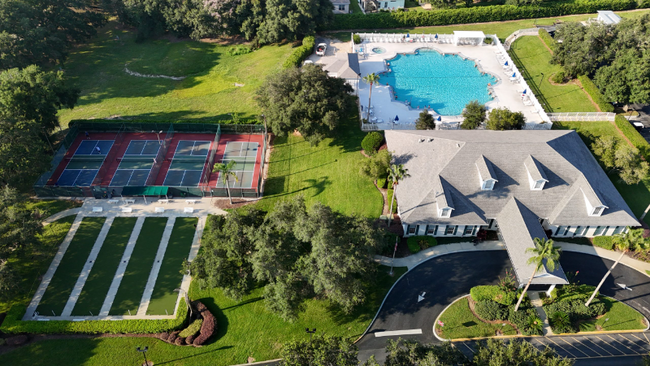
[382,49,497,115]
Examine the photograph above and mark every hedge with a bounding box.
[325,0,639,31]
[0,299,188,334]
[538,29,557,53]
[406,236,437,253]
[470,285,517,306]
[615,115,650,161]
[577,75,615,113]
[283,36,316,69]
[593,235,614,250]
[361,131,384,154]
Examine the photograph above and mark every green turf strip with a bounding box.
[71,217,138,316]
[36,217,106,316]
[147,217,198,315]
[109,217,168,315]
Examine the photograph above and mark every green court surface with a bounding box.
[169,160,205,171]
[36,217,106,316]
[109,217,168,315]
[117,159,154,170]
[146,217,198,315]
[66,158,103,170]
[71,217,138,316]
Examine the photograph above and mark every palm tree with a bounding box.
[213,160,238,204]
[387,163,410,227]
[362,73,380,120]
[585,227,646,306]
[514,237,561,311]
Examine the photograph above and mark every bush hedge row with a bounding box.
[577,75,615,113]
[283,36,316,69]
[473,298,541,336]
[593,236,614,250]
[0,300,188,334]
[615,115,650,161]
[538,29,557,53]
[325,0,639,31]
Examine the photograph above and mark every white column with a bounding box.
[546,284,556,298]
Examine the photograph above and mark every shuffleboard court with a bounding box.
[216,141,259,188]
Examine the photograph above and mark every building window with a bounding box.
[408,225,417,235]
[338,4,345,10]
[555,226,566,236]
[441,208,451,218]
[426,225,437,235]
[592,206,605,216]
[533,180,543,189]
[613,226,625,235]
[446,226,457,235]
[464,226,474,235]
[563,226,570,236]
[594,226,607,236]
[384,2,388,8]
[574,226,582,237]
[483,180,494,190]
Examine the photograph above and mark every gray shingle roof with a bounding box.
[385,130,639,227]
[524,155,548,183]
[497,198,568,285]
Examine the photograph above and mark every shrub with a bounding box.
[471,285,516,306]
[353,34,362,44]
[227,46,252,56]
[283,36,316,69]
[550,311,573,333]
[406,236,437,253]
[461,100,486,129]
[193,301,216,346]
[577,75,615,113]
[474,300,507,321]
[615,115,650,161]
[551,71,566,84]
[487,107,525,130]
[361,131,384,154]
[538,29,556,53]
[593,236,614,250]
[483,37,493,45]
[179,319,203,338]
[377,177,387,188]
[325,0,640,31]
[415,110,436,130]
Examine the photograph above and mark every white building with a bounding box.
[332,0,350,14]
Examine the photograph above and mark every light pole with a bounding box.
[389,237,398,276]
[305,328,316,342]
[539,72,544,88]
[136,346,150,366]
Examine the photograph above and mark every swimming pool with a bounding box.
[381,49,497,115]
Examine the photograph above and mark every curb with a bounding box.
[433,294,468,342]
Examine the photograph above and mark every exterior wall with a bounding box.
[333,3,350,14]
[549,225,627,238]
[403,223,481,237]
[379,0,405,10]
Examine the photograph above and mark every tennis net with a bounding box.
[69,155,104,162]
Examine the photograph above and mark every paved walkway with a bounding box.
[137,217,176,316]
[81,197,227,218]
[61,216,115,317]
[42,207,82,225]
[528,291,554,336]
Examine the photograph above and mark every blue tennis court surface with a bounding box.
[163,140,210,186]
[110,140,160,186]
[57,140,113,186]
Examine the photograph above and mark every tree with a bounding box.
[281,335,359,366]
[514,238,561,312]
[461,100,486,129]
[0,0,106,70]
[0,121,51,187]
[586,228,648,306]
[591,136,649,185]
[213,160,239,204]
[359,149,392,181]
[486,107,525,130]
[362,73,380,120]
[257,64,354,145]
[414,110,436,130]
[551,22,616,79]
[472,338,572,366]
[387,164,410,227]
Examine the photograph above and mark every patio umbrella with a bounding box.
[395,115,399,122]
[407,33,410,38]
[435,34,438,39]
[504,61,508,66]
[437,116,442,122]
[512,72,516,78]
[522,89,527,94]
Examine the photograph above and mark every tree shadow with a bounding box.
[195,296,229,344]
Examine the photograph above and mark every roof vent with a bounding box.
[419,138,425,143]
[429,138,434,142]
[457,143,461,148]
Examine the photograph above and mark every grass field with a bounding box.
[71,217,138,316]
[109,217,168,315]
[553,121,650,226]
[56,22,295,126]
[256,114,383,218]
[509,36,596,113]
[0,217,75,313]
[36,217,106,316]
[580,297,647,332]
[329,9,650,41]
[435,297,517,339]
[0,265,408,365]
[147,217,198,316]
[25,199,82,218]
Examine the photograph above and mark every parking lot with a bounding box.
[455,332,650,361]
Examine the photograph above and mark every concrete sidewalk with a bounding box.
[43,207,82,225]
[375,240,650,277]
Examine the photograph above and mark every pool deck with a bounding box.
[331,38,545,130]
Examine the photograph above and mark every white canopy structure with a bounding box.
[453,31,486,46]
[596,10,622,25]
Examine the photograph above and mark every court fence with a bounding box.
[34,120,267,199]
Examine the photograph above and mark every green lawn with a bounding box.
[71,217,138,316]
[109,217,168,315]
[0,265,408,366]
[435,297,517,339]
[25,199,82,218]
[350,0,363,14]
[0,216,75,313]
[147,217,198,316]
[553,121,650,226]
[509,36,596,113]
[256,115,383,218]
[37,217,106,316]
[580,297,647,332]
[56,21,295,127]
[329,9,650,42]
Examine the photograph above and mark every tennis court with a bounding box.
[163,140,211,186]
[57,140,114,186]
[110,140,160,187]
[216,142,259,188]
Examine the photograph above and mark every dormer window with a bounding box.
[591,206,605,216]
[441,207,452,218]
[533,180,544,190]
[476,155,497,191]
[524,155,548,191]
[482,180,495,190]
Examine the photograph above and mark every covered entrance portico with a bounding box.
[497,198,568,294]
